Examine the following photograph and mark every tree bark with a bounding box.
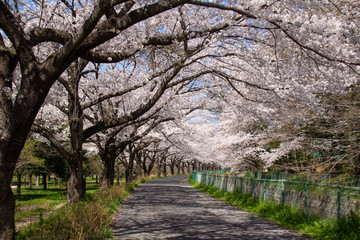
[163,161,167,177]
[125,158,135,183]
[0,185,15,240]
[124,145,135,183]
[42,173,47,190]
[100,155,115,191]
[36,176,39,187]
[170,163,175,175]
[67,159,86,204]
[157,159,162,177]
[145,155,156,176]
[181,162,186,174]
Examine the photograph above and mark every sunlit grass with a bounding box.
[16,176,158,240]
[14,178,100,222]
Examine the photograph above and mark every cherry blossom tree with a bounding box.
[94,116,174,189]
[1,0,360,238]
[1,1,201,236]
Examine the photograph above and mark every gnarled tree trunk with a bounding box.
[67,157,86,204]
[100,155,115,191]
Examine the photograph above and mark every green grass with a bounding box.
[14,187,67,222]
[189,176,360,240]
[14,179,100,222]
[15,176,158,240]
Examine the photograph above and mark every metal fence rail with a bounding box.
[192,171,360,219]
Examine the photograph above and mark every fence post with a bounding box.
[221,175,224,191]
[281,180,285,206]
[337,186,341,219]
[240,178,243,193]
[234,177,238,192]
[225,175,229,191]
[251,178,254,196]
[263,180,266,201]
[305,183,308,219]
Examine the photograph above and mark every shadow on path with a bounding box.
[112,175,311,239]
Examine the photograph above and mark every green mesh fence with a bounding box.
[192,171,360,219]
[249,172,360,187]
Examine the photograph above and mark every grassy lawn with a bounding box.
[13,178,100,222]
[16,176,158,240]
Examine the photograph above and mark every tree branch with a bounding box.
[268,20,360,66]
[31,124,72,161]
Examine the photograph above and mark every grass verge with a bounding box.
[16,176,157,240]
[14,180,99,222]
[188,176,360,240]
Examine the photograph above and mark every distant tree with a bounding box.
[84,155,102,182]
[15,139,45,195]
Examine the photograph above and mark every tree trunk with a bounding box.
[0,44,64,238]
[125,145,135,183]
[177,164,181,175]
[67,160,86,205]
[0,35,18,240]
[117,164,120,184]
[157,159,162,177]
[135,152,143,178]
[125,161,134,183]
[0,127,24,237]
[163,161,167,177]
[125,160,135,183]
[59,178,63,189]
[0,185,15,240]
[42,173,47,190]
[142,153,149,176]
[146,158,156,176]
[100,156,115,191]
[170,164,175,175]
[36,176,39,187]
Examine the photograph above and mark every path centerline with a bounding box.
[112,175,311,240]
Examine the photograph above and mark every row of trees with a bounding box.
[1,0,359,238]
[15,135,213,195]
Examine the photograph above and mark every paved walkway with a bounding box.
[112,175,311,239]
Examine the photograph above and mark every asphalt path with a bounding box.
[112,175,311,240]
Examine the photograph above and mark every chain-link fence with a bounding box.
[192,171,360,219]
[248,172,360,187]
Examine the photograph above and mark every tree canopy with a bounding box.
[1,0,359,238]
